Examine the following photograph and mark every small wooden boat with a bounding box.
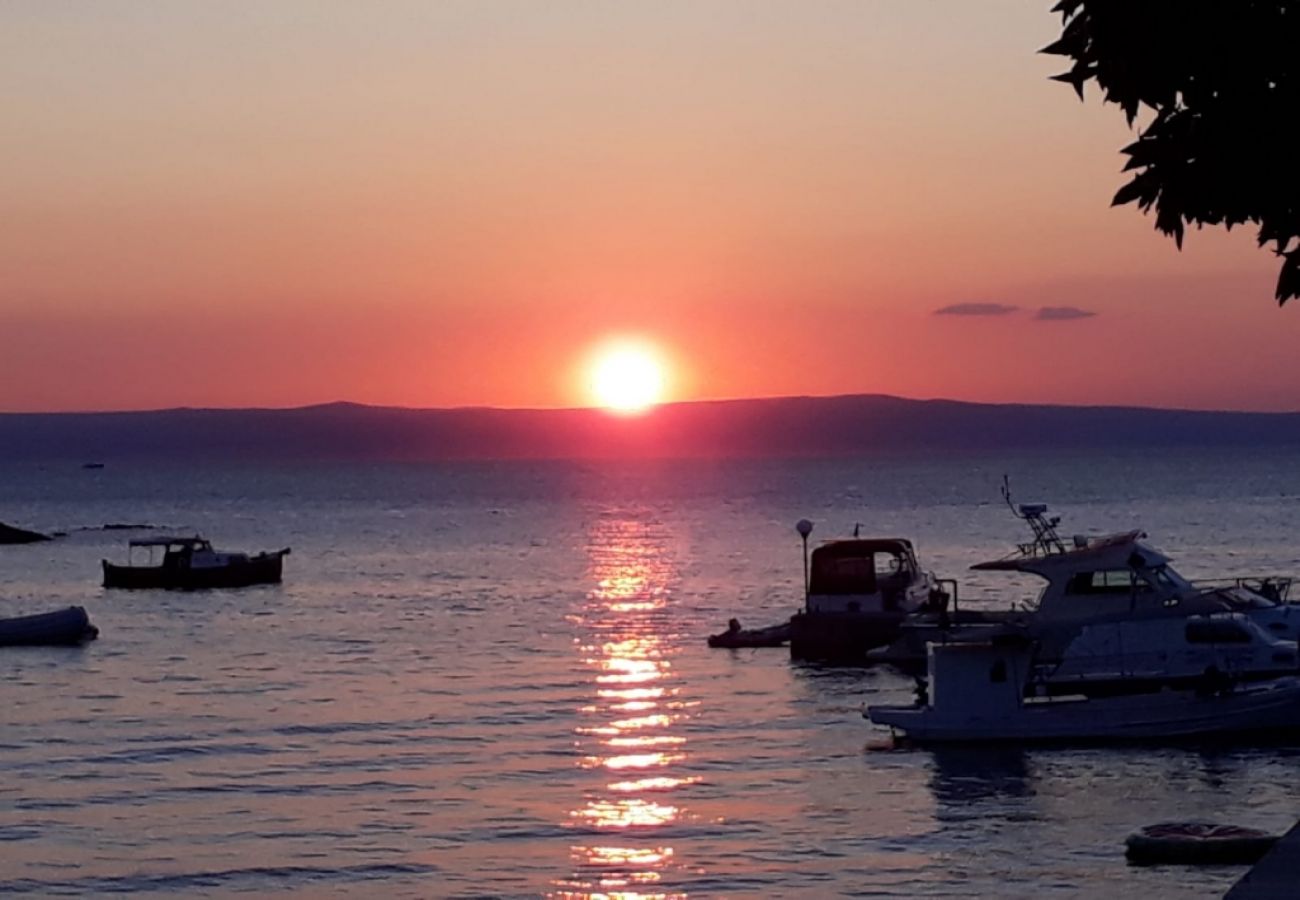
[707,618,792,648]
[0,606,98,646]
[102,536,289,590]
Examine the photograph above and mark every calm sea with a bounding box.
[3,450,1300,897]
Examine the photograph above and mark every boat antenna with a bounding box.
[1002,475,1065,556]
[796,519,814,603]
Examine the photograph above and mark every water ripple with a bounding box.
[0,863,439,895]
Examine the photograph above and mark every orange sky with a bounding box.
[2,2,1298,413]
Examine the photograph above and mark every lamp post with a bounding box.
[795,519,814,606]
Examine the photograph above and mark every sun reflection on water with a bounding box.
[552,513,691,900]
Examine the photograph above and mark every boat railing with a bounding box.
[1032,654,1198,681]
[1189,577,1293,604]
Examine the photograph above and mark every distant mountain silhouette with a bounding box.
[2,394,1300,462]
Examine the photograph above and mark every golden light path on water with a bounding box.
[551,514,696,900]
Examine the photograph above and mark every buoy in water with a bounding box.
[1124,822,1278,865]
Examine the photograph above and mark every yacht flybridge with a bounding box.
[970,496,1292,631]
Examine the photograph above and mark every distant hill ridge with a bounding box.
[2,394,1299,461]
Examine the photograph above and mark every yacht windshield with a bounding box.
[1064,570,1152,595]
[1148,564,1193,592]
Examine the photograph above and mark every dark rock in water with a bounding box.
[0,522,51,544]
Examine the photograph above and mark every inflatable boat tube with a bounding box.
[1125,822,1278,865]
[707,620,792,648]
[0,606,99,647]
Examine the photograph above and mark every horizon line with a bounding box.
[3,391,1300,418]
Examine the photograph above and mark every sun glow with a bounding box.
[588,341,666,413]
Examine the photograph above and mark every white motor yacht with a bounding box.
[867,638,1300,744]
[874,489,1299,694]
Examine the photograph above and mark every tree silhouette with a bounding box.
[1044,1,1300,304]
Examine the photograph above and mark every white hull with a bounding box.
[869,678,1300,743]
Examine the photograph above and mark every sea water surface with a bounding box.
[2,451,1300,897]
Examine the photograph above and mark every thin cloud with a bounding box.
[933,302,1019,317]
[1035,306,1098,321]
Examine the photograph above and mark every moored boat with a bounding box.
[0,606,98,646]
[867,638,1300,744]
[871,489,1300,694]
[102,536,289,589]
[788,519,950,661]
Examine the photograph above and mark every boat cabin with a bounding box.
[807,538,932,615]
[972,530,1197,623]
[924,638,1034,714]
[124,536,246,570]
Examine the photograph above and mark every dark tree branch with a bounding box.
[1045,1,1300,304]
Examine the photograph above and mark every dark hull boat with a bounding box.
[0,606,98,646]
[790,609,913,661]
[102,536,289,590]
[789,535,948,662]
[103,551,288,589]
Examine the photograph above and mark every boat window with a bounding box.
[878,553,913,583]
[810,555,877,595]
[1148,566,1179,590]
[1064,570,1152,595]
[1185,619,1253,644]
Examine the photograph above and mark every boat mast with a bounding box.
[1002,475,1066,557]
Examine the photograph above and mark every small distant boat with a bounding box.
[0,606,98,647]
[866,638,1300,744]
[81,462,105,470]
[102,536,289,590]
[707,618,792,648]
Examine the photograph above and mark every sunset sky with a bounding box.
[3,1,1297,413]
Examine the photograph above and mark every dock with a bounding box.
[1225,820,1300,899]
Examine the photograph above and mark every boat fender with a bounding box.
[1124,822,1278,865]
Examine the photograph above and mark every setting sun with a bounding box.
[588,340,667,413]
